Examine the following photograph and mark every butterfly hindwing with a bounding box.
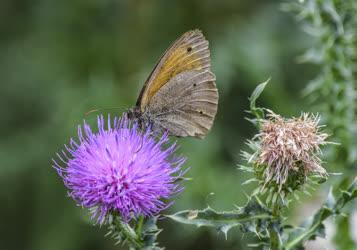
[146,70,218,138]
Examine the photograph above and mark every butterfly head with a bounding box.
[125,107,141,121]
[125,107,152,130]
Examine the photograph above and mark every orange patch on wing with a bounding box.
[140,46,202,109]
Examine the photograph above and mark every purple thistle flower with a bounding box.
[53,115,186,224]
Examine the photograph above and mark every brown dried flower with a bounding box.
[257,110,328,189]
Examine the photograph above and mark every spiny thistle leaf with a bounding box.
[283,177,357,250]
[141,216,163,250]
[166,197,273,239]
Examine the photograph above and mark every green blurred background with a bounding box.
[0,0,321,249]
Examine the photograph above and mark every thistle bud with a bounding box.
[244,110,328,203]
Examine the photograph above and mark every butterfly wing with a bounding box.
[137,30,218,138]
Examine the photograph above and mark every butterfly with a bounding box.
[127,29,218,138]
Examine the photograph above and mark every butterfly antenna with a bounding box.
[85,108,101,116]
[84,107,126,116]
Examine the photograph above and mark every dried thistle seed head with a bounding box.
[256,110,328,190]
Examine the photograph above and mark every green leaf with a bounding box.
[166,197,273,239]
[248,78,270,120]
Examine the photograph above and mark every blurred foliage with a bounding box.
[282,0,357,170]
[283,0,357,249]
[283,177,357,250]
[0,0,355,250]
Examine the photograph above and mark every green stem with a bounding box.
[269,203,281,250]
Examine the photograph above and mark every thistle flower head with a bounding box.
[256,110,328,190]
[53,115,186,224]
